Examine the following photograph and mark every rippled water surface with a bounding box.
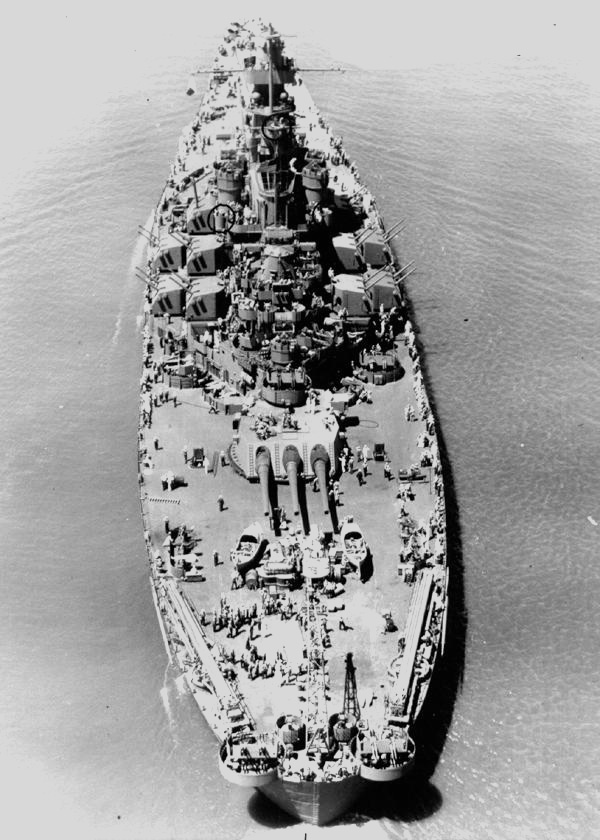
[1,20,599,840]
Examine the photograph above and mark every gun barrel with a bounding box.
[283,446,302,515]
[310,445,331,515]
[256,448,272,517]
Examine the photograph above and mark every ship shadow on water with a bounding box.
[337,303,468,826]
[247,777,442,828]
[338,294,467,825]
[352,293,470,823]
[346,778,443,825]
[247,791,303,828]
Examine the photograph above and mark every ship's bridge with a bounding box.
[259,244,295,282]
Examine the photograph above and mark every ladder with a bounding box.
[303,586,328,745]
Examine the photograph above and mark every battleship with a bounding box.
[137,19,449,826]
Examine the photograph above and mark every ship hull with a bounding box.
[139,16,451,829]
[260,774,366,826]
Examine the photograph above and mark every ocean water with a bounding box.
[1,17,599,840]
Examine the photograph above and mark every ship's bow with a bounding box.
[260,775,366,826]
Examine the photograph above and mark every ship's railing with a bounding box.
[389,569,436,718]
[179,587,257,729]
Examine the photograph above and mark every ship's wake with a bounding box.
[160,662,175,721]
[174,673,188,695]
[159,662,195,761]
[111,208,154,347]
[159,661,181,751]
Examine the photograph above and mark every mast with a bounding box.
[267,24,275,112]
[273,153,279,225]
[343,652,360,720]
[267,24,278,223]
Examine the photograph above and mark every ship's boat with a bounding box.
[138,19,449,827]
[230,522,267,576]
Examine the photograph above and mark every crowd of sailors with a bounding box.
[223,730,363,783]
[227,741,278,775]
[203,588,337,692]
[279,746,359,783]
[397,501,445,569]
[250,411,278,440]
[211,595,260,635]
